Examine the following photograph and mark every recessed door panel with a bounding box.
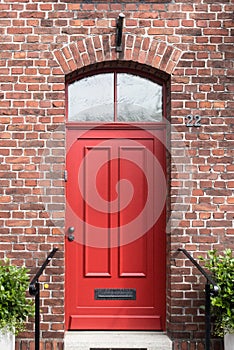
[84,146,111,277]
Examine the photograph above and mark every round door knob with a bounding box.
[68,234,75,242]
[67,227,75,242]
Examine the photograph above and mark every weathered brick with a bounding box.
[0,2,232,350]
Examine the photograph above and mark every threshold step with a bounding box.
[65,331,172,350]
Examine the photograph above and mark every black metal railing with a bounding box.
[29,247,59,350]
[177,248,219,350]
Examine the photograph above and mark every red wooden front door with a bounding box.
[65,127,166,330]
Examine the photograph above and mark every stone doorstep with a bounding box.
[64,331,172,350]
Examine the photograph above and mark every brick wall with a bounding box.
[0,0,233,349]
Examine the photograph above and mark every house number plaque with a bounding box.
[95,288,136,300]
[186,115,201,127]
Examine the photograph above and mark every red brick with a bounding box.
[0,3,232,350]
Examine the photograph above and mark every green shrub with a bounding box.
[0,260,34,334]
[202,249,234,336]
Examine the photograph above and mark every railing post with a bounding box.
[35,282,40,350]
[205,282,211,350]
[29,248,58,350]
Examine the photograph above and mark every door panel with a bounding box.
[66,128,166,330]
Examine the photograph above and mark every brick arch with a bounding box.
[53,34,183,75]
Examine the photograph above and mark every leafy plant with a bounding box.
[0,259,34,335]
[201,249,234,337]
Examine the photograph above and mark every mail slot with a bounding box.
[94,288,136,300]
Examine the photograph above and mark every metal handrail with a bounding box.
[29,247,59,350]
[177,248,218,293]
[177,248,219,350]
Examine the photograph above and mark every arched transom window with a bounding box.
[67,71,163,122]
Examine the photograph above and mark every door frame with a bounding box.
[65,61,169,332]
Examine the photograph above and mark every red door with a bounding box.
[65,127,166,330]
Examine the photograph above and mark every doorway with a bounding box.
[65,67,167,331]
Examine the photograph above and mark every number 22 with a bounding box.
[186,115,201,127]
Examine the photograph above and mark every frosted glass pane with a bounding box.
[68,74,114,122]
[117,74,162,122]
